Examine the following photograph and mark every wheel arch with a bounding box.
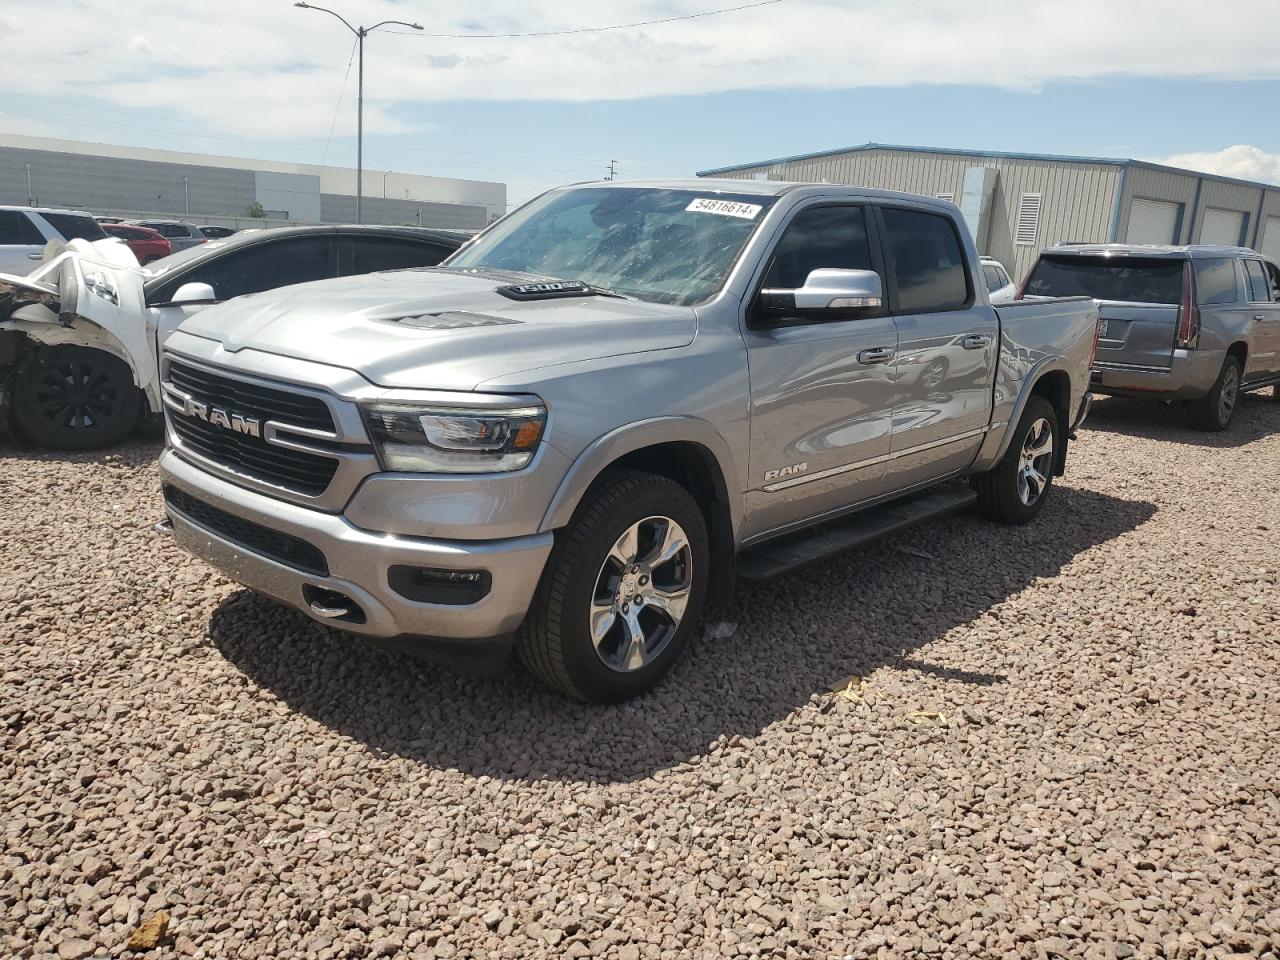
[3,320,158,413]
[1028,369,1071,477]
[540,419,742,606]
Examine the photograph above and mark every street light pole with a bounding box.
[183,177,190,216]
[295,3,423,224]
[383,170,391,199]
[24,163,33,206]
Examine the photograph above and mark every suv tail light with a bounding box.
[1175,261,1200,349]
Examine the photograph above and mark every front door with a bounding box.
[877,205,997,489]
[1249,259,1280,377]
[742,203,898,541]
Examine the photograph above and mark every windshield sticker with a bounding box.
[686,198,763,220]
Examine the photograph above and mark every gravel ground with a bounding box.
[3,394,1279,960]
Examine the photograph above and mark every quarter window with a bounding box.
[1193,258,1239,306]
[39,213,107,242]
[881,208,969,313]
[762,205,876,290]
[1243,260,1270,303]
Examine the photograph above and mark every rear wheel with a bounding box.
[973,395,1059,525]
[517,469,709,702]
[13,346,142,450]
[1188,355,1241,431]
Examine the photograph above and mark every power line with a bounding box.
[319,37,359,169]
[386,0,785,38]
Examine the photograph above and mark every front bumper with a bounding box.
[1090,349,1222,400]
[159,448,553,645]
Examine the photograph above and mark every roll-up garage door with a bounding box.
[1260,216,1280,260]
[1199,208,1246,246]
[1127,199,1180,244]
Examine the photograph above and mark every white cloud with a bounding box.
[1157,145,1280,186]
[4,0,1280,139]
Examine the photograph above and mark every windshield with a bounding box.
[1025,254,1184,304]
[446,187,777,305]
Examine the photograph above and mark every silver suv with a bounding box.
[159,180,1096,701]
[1023,244,1280,430]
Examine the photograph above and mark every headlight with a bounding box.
[360,401,546,474]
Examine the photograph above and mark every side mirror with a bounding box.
[170,281,218,305]
[760,268,883,319]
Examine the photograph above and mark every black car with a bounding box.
[141,224,464,306]
[196,225,237,239]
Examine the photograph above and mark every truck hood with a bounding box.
[176,268,698,390]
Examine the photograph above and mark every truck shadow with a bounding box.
[1082,393,1280,449]
[209,486,1157,785]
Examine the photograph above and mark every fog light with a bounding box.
[388,566,492,605]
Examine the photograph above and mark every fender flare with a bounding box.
[539,416,744,538]
[972,356,1076,474]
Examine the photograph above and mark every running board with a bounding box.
[736,482,978,583]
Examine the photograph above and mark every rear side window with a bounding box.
[40,213,107,242]
[982,264,1008,293]
[762,205,875,289]
[1266,262,1280,301]
[881,207,969,313]
[1193,258,1239,305]
[1024,255,1183,303]
[1243,260,1271,302]
[349,237,453,274]
[145,223,190,239]
[0,211,47,245]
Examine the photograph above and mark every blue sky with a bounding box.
[5,0,1280,207]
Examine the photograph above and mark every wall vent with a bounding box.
[1015,193,1043,246]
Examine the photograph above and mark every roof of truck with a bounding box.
[569,178,960,208]
[1044,243,1265,260]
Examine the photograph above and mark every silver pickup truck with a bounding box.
[158,181,1097,701]
[1023,243,1280,430]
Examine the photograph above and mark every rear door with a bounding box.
[1243,258,1280,378]
[0,211,51,274]
[1024,253,1184,370]
[741,202,898,540]
[877,205,997,488]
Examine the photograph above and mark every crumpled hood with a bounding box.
[177,268,697,390]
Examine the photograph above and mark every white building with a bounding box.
[0,133,505,230]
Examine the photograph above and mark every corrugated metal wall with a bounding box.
[709,148,1122,281]
[1117,166,1274,248]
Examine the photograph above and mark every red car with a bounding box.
[101,223,173,265]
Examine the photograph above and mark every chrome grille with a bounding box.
[168,360,334,431]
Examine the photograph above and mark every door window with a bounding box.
[39,213,107,242]
[1243,260,1270,303]
[762,205,875,290]
[880,208,970,313]
[349,237,453,274]
[0,211,46,245]
[157,237,334,302]
[1193,258,1239,305]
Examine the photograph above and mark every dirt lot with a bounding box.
[3,395,1279,960]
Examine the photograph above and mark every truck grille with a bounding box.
[166,360,340,497]
[168,360,335,431]
[164,484,329,577]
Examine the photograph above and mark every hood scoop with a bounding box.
[388,311,522,330]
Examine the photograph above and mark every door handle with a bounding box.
[857,347,895,365]
[962,334,993,349]
[27,253,42,260]
[1254,315,1266,322]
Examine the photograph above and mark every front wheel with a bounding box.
[973,395,1059,525]
[1188,355,1241,431]
[517,469,709,702]
[12,346,143,450]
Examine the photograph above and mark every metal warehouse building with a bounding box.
[0,133,506,231]
[699,143,1280,281]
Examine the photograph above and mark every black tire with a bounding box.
[973,395,1059,525]
[13,346,143,450]
[517,469,709,702]
[1187,355,1241,432]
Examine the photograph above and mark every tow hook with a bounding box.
[154,517,174,535]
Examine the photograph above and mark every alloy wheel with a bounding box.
[1017,417,1054,507]
[589,516,693,673]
